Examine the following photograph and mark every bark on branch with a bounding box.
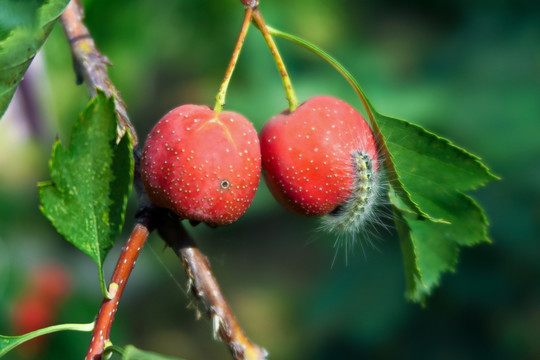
[156,209,268,360]
[59,0,136,146]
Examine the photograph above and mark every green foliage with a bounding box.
[377,113,497,302]
[268,26,497,303]
[0,0,70,119]
[106,344,186,360]
[0,322,94,357]
[39,91,133,298]
[377,113,496,220]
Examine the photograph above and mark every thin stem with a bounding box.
[0,322,95,357]
[157,209,268,360]
[214,7,253,113]
[252,9,299,112]
[266,26,376,125]
[85,219,151,360]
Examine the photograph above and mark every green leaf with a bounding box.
[393,188,491,303]
[0,322,94,357]
[0,0,70,119]
[105,345,186,360]
[377,112,495,302]
[39,91,133,297]
[376,112,497,222]
[267,25,497,303]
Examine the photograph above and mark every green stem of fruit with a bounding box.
[266,26,376,125]
[214,7,253,113]
[252,10,299,112]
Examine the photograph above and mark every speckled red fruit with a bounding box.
[141,105,261,225]
[260,95,378,216]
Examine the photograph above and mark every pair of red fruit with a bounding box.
[141,95,380,234]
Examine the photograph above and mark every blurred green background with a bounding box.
[1,0,539,359]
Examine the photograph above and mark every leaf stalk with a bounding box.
[252,10,299,112]
[214,7,253,113]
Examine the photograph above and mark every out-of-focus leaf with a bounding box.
[0,0,70,119]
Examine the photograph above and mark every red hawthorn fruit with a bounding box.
[30,263,71,304]
[260,95,379,218]
[9,263,71,356]
[11,295,54,355]
[141,104,261,225]
[12,295,54,334]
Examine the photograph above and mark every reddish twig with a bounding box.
[85,218,151,360]
[156,210,268,360]
[60,1,267,359]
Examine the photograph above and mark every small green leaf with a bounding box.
[39,91,133,297]
[393,188,491,303]
[0,322,94,357]
[105,345,186,360]
[0,0,70,119]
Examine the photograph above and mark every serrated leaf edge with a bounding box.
[379,111,499,187]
